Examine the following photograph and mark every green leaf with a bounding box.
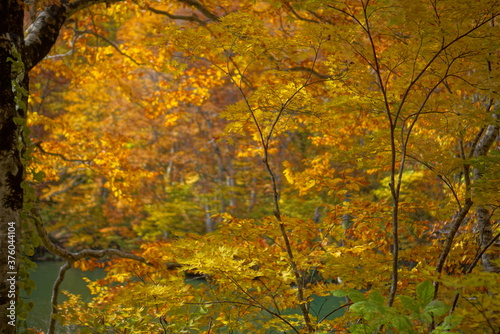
[368,290,384,305]
[33,170,46,182]
[348,290,366,303]
[400,295,420,314]
[351,300,386,317]
[17,310,28,321]
[432,314,462,333]
[365,301,386,315]
[331,289,348,297]
[421,311,433,324]
[416,280,435,306]
[424,300,449,317]
[350,323,372,334]
[350,301,367,314]
[390,316,414,333]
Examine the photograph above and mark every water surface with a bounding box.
[26,261,105,333]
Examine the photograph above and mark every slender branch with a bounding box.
[284,2,319,23]
[435,200,474,275]
[358,0,400,306]
[185,299,300,333]
[77,29,143,66]
[405,153,461,208]
[220,41,325,334]
[331,1,498,308]
[393,14,498,124]
[35,141,92,163]
[226,276,300,334]
[465,230,500,275]
[401,71,452,156]
[260,44,325,333]
[48,261,71,334]
[465,297,498,333]
[286,66,333,80]
[468,126,487,159]
[146,6,207,24]
[433,198,473,297]
[318,302,353,323]
[31,208,147,263]
[447,230,500,315]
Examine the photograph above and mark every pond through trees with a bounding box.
[26,261,105,333]
[26,261,344,333]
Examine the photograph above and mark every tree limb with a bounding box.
[30,207,147,333]
[24,0,123,70]
[178,0,219,22]
[434,198,473,297]
[24,3,69,70]
[48,261,71,334]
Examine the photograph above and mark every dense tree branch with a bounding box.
[35,141,92,163]
[65,0,121,16]
[31,208,147,263]
[178,0,219,22]
[24,3,68,70]
[284,2,319,23]
[23,0,221,70]
[24,0,123,70]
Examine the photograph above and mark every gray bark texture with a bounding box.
[473,113,499,273]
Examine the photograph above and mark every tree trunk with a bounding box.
[473,113,499,273]
[205,204,215,233]
[0,1,25,332]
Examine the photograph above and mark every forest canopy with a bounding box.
[5,0,500,333]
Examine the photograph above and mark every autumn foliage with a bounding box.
[23,0,499,333]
